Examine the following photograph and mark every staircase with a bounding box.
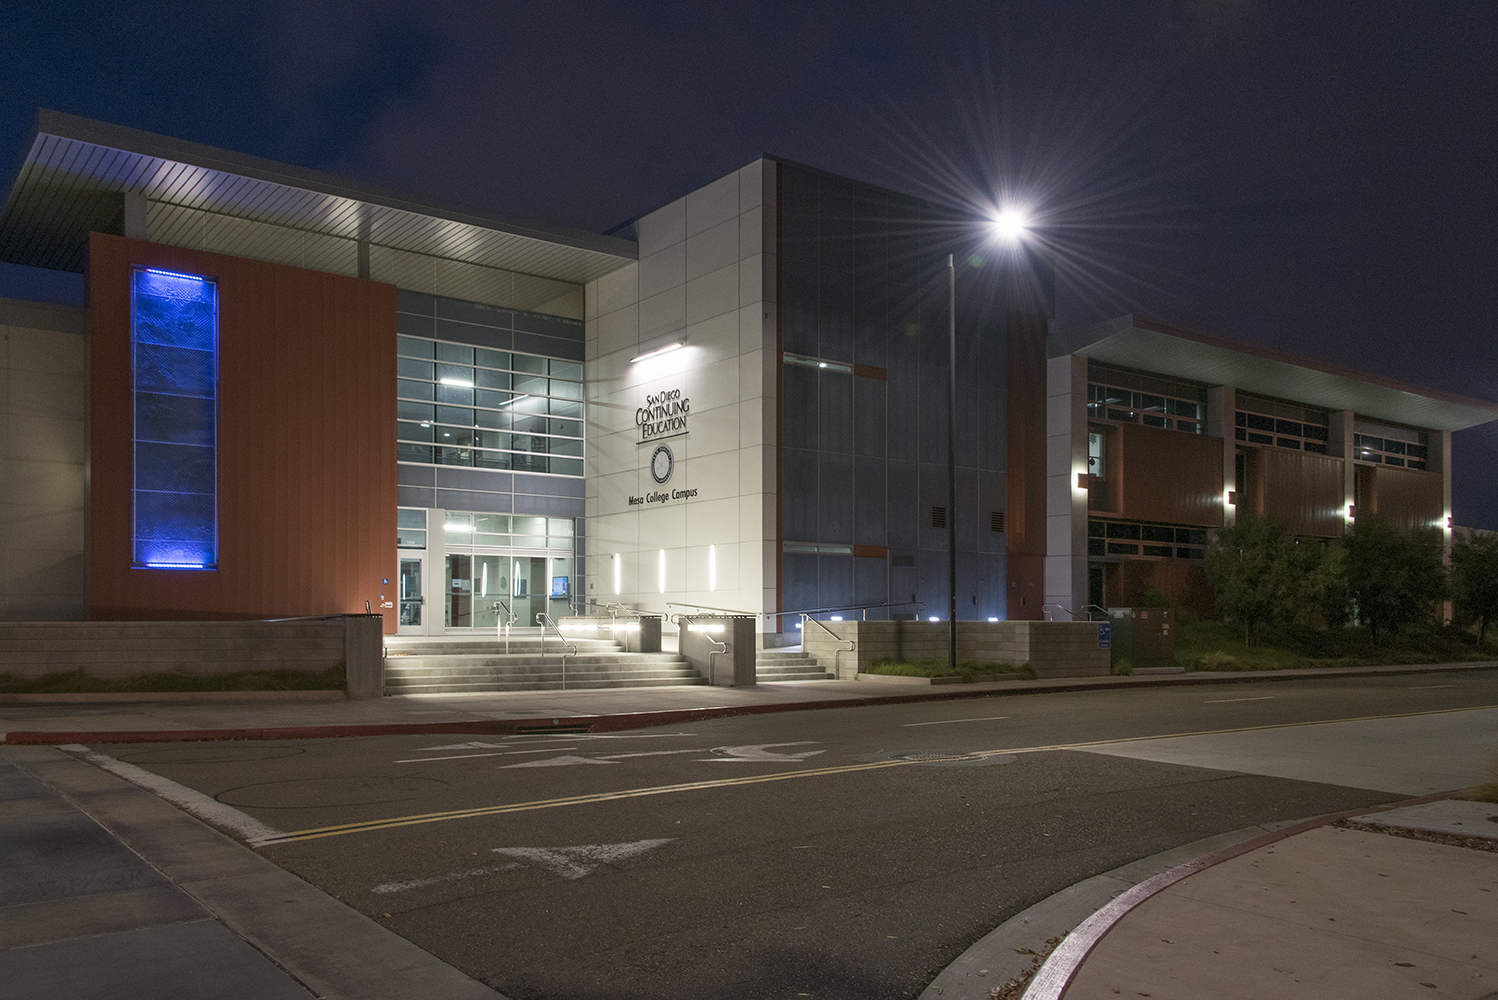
[755,648,835,682]
[383,634,706,694]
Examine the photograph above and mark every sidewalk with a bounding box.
[923,797,1498,1000]
[0,743,503,1000]
[4,659,1494,744]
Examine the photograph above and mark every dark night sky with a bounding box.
[2,2,1495,525]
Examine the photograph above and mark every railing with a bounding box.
[765,600,927,623]
[665,601,758,617]
[535,612,577,688]
[1042,604,1110,622]
[677,614,729,680]
[492,600,517,653]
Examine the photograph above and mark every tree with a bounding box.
[1205,514,1299,646]
[1297,541,1351,630]
[1343,515,1447,645]
[1453,533,1498,645]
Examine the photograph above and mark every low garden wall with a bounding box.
[0,616,385,699]
[799,620,1110,680]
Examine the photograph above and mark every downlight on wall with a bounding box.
[612,553,621,595]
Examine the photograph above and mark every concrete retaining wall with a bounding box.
[0,616,385,699]
[800,620,1110,680]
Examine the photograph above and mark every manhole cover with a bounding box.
[893,752,983,762]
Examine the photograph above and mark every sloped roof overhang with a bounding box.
[1056,314,1498,433]
[0,110,637,283]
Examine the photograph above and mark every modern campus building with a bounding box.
[2,110,1495,638]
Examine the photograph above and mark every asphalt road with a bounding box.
[93,670,1498,1000]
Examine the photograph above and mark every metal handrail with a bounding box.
[800,614,854,652]
[492,600,517,653]
[766,600,927,622]
[1043,603,1111,622]
[1042,604,1077,621]
[536,613,575,691]
[665,601,758,617]
[680,615,729,680]
[1082,604,1109,621]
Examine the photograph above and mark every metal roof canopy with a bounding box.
[0,110,636,283]
[1056,314,1498,433]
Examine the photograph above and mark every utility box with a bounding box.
[679,615,756,686]
[1106,608,1175,670]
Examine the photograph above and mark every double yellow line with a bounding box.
[255,703,1497,846]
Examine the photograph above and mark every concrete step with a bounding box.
[386,668,704,688]
[385,637,621,656]
[388,676,711,694]
[386,653,685,671]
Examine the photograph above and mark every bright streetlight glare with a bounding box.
[991,210,1028,241]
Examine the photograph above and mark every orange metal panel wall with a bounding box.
[87,233,398,630]
[1258,448,1345,537]
[1006,311,1048,620]
[1116,423,1224,527]
[1368,465,1444,534]
[1105,561,1215,619]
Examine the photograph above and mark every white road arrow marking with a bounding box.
[502,754,617,768]
[491,839,674,879]
[699,742,825,762]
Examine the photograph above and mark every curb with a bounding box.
[921,790,1461,1000]
[0,690,347,704]
[4,660,1494,745]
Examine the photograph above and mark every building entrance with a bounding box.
[444,554,573,630]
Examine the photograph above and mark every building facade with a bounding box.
[0,111,1493,635]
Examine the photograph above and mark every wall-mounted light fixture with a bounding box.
[1077,473,1089,489]
[1227,491,1238,506]
[630,342,684,363]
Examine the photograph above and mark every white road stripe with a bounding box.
[1202,696,1275,703]
[58,744,286,847]
[1408,684,1458,690]
[395,747,579,763]
[903,716,1010,727]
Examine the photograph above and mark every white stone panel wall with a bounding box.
[585,160,778,628]
[0,298,86,621]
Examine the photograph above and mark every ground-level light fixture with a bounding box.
[630,341,684,363]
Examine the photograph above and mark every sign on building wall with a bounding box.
[636,388,689,442]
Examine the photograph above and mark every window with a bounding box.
[396,334,585,476]
[131,268,218,569]
[1087,364,1206,434]
[1088,519,1207,560]
[1235,394,1329,454]
[1353,420,1428,471]
[397,508,427,548]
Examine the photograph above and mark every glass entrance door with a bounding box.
[397,555,426,634]
[443,554,573,631]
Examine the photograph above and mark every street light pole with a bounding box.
[947,254,958,674]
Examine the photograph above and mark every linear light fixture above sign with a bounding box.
[630,341,683,363]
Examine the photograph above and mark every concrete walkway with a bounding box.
[4,659,1494,744]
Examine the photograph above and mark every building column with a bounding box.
[1328,410,1356,529]
[1207,385,1235,527]
[1043,354,1088,617]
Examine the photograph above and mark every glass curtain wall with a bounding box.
[436,512,575,631]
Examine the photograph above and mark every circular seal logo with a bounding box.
[650,443,674,484]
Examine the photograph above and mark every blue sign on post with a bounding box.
[1097,622,1111,649]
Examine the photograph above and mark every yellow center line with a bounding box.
[255,703,1498,846]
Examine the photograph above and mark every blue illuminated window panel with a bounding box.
[131,268,218,569]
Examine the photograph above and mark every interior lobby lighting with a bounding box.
[630,342,683,363]
[439,376,474,387]
[445,523,473,531]
[498,394,529,408]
